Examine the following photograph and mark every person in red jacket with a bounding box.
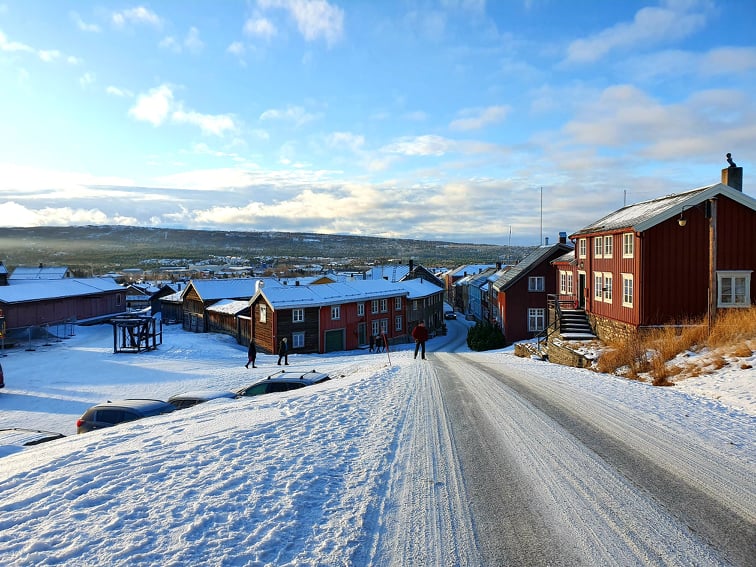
[412,321,429,360]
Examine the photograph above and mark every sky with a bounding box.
[0,319,753,565]
[1,1,755,246]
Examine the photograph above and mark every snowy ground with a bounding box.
[0,320,753,565]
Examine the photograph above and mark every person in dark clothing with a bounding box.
[369,335,375,353]
[412,321,429,360]
[277,337,289,365]
[245,339,257,368]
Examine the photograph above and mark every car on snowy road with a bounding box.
[167,389,237,410]
[236,369,330,398]
[76,399,175,433]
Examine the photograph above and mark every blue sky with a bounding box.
[0,1,754,246]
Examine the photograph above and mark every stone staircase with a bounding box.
[558,309,596,341]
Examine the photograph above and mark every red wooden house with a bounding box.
[557,173,755,341]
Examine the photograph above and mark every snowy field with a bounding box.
[0,320,753,565]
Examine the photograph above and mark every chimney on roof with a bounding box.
[408,259,414,272]
[255,279,265,293]
[722,153,743,191]
[544,237,549,245]
[559,231,567,244]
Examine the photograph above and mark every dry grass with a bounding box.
[596,307,756,385]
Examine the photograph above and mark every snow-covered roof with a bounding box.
[188,277,283,301]
[393,278,443,299]
[448,264,496,278]
[366,265,410,282]
[0,278,122,304]
[571,183,756,237]
[206,299,250,315]
[493,243,573,291]
[254,279,411,310]
[9,265,71,281]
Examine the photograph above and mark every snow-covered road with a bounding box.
[0,322,753,566]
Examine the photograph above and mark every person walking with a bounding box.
[412,321,429,360]
[369,334,375,353]
[277,336,289,365]
[245,339,257,368]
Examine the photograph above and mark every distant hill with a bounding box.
[0,225,532,275]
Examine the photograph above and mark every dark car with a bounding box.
[167,389,237,410]
[444,311,456,320]
[76,399,175,434]
[237,369,330,397]
[0,428,66,458]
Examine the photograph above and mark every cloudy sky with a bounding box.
[0,1,754,246]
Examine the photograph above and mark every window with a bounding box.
[357,303,365,317]
[380,319,388,333]
[395,316,403,332]
[528,308,545,332]
[371,300,379,314]
[567,272,574,295]
[578,238,587,258]
[594,237,603,258]
[560,271,568,295]
[293,308,304,323]
[331,305,341,320]
[604,236,613,258]
[380,298,388,312]
[603,273,613,302]
[623,233,634,258]
[622,274,634,307]
[413,300,419,310]
[259,304,267,323]
[371,321,380,336]
[718,271,751,307]
[528,276,545,292]
[594,273,603,301]
[394,297,402,310]
[116,294,122,306]
[292,332,305,348]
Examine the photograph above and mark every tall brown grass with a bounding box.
[596,306,756,385]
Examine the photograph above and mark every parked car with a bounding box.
[237,369,330,397]
[76,399,175,434]
[168,389,237,410]
[0,428,65,457]
[444,311,456,320]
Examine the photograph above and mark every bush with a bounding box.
[466,322,506,351]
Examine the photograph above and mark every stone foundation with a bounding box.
[589,314,635,343]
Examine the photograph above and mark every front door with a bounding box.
[357,322,366,346]
[578,273,586,309]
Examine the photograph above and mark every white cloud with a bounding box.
[184,27,204,53]
[244,17,277,39]
[564,1,709,64]
[112,6,162,28]
[172,109,236,136]
[79,72,96,88]
[38,49,62,62]
[326,132,365,152]
[129,84,174,126]
[259,105,319,126]
[258,0,344,46]
[106,85,133,97]
[382,135,454,157]
[449,105,510,131]
[227,41,245,56]
[70,11,100,33]
[0,29,33,53]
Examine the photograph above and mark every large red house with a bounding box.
[554,170,755,341]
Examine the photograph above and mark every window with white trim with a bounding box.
[394,297,402,310]
[567,272,574,295]
[718,271,751,307]
[560,271,568,295]
[528,276,545,292]
[578,238,587,258]
[331,305,341,320]
[395,316,403,332]
[604,236,613,258]
[379,298,388,312]
[380,319,388,333]
[357,302,365,316]
[292,332,305,348]
[594,237,603,258]
[293,308,304,323]
[371,300,379,314]
[371,321,380,336]
[259,304,267,323]
[594,273,603,301]
[622,233,634,258]
[528,308,545,332]
[622,274,634,307]
[603,273,613,302]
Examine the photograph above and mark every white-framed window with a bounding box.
[578,238,587,258]
[292,332,305,349]
[380,319,388,333]
[623,233,634,258]
[371,321,380,336]
[528,308,545,332]
[259,304,267,323]
[293,308,304,323]
[528,276,545,292]
[560,271,568,295]
[567,272,574,295]
[395,316,402,332]
[604,236,613,258]
[331,305,341,320]
[603,273,613,302]
[357,302,365,317]
[594,237,603,258]
[413,300,419,310]
[718,271,751,307]
[622,274,634,307]
[394,297,402,310]
[594,273,603,301]
[371,300,379,314]
[380,298,388,312]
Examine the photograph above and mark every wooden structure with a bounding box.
[110,315,162,353]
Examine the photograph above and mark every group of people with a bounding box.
[245,337,289,368]
[245,320,430,366]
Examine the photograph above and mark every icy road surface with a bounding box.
[0,322,754,566]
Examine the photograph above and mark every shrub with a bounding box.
[466,322,506,351]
